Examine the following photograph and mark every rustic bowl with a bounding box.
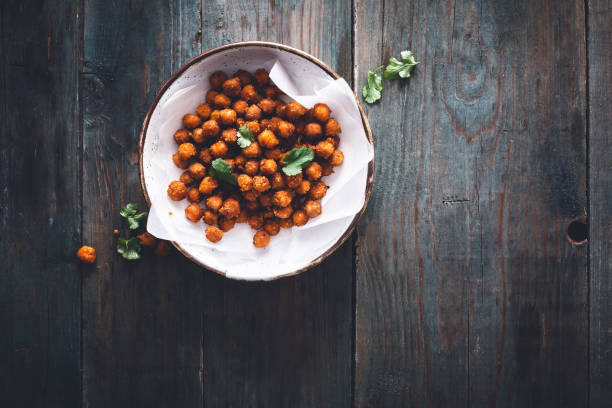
[139,41,374,280]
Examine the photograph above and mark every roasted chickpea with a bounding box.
[233,69,253,85]
[205,89,219,104]
[315,140,335,159]
[253,229,271,248]
[304,122,323,139]
[192,127,205,144]
[263,220,280,236]
[167,181,188,201]
[199,147,213,164]
[244,159,259,176]
[183,114,202,129]
[222,77,241,97]
[325,118,342,136]
[267,117,281,133]
[245,120,261,135]
[263,86,281,99]
[235,174,252,192]
[185,203,203,222]
[234,154,246,169]
[285,101,307,121]
[277,120,295,138]
[188,162,206,180]
[309,181,327,200]
[178,142,197,160]
[321,161,334,176]
[187,187,201,203]
[259,158,277,175]
[209,71,228,90]
[258,192,273,207]
[258,129,279,149]
[218,216,236,232]
[295,180,311,195]
[242,141,262,158]
[196,103,212,120]
[219,198,240,218]
[221,128,238,143]
[77,246,96,263]
[174,128,191,144]
[329,149,344,166]
[305,162,322,181]
[205,225,223,243]
[272,190,294,207]
[210,110,221,121]
[214,93,231,108]
[311,103,331,123]
[248,212,264,230]
[236,209,248,223]
[172,153,189,169]
[254,68,270,88]
[245,104,262,121]
[270,172,285,189]
[276,103,287,117]
[292,209,308,226]
[257,98,276,115]
[202,209,218,225]
[304,200,322,218]
[180,171,195,185]
[274,206,294,219]
[284,173,303,189]
[137,232,157,248]
[205,195,223,211]
[199,176,219,195]
[252,175,271,192]
[210,141,228,158]
[233,99,248,116]
[241,84,261,103]
[279,218,293,228]
[260,118,271,130]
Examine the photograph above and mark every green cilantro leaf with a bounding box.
[117,237,142,260]
[362,66,383,104]
[209,158,237,185]
[120,203,148,230]
[236,125,254,148]
[281,147,315,176]
[384,50,420,80]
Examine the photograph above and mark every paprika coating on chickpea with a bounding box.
[165,68,346,248]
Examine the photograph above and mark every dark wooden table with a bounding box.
[1,0,610,407]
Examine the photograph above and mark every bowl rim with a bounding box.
[139,41,374,280]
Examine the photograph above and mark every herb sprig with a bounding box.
[120,202,148,230]
[236,125,254,148]
[281,147,315,176]
[362,50,420,104]
[117,237,142,260]
[209,158,237,185]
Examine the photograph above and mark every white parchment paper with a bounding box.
[142,46,373,280]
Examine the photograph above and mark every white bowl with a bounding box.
[139,42,374,280]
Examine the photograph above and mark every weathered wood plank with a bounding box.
[587,0,612,406]
[200,1,354,407]
[0,0,82,406]
[81,1,204,406]
[354,0,588,406]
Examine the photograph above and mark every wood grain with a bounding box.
[81,1,204,406]
[0,0,82,406]
[199,1,354,407]
[587,0,612,406]
[353,0,588,406]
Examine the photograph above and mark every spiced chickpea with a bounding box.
[188,162,206,180]
[259,192,273,207]
[209,141,228,158]
[205,225,223,243]
[187,187,201,203]
[262,208,275,219]
[315,140,335,159]
[242,141,262,158]
[219,198,241,219]
[248,212,264,230]
[259,159,277,175]
[233,99,248,116]
[218,216,236,232]
[178,143,197,160]
[274,206,293,220]
[263,86,280,99]
[233,69,253,85]
[292,209,309,226]
[309,181,327,200]
[270,172,285,189]
[196,103,212,120]
[137,232,157,248]
[185,203,203,222]
[257,129,279,149]
[236,210,248,223]
[295,180,311,195]
[245,104,262,121]
[325,118,342,136]
[253,230,270,248]
[276,103,287,117]
[199,148,213,164]
[277,120,295,138]
[234,154,246,169]
[272,190,294,207]
[279,218,293,228]
[214,93,231,108]
[167,181,187,201]
[257,98,276,115]
[199,176,219,195]
[285,101,307,121]
[263,220,280,236]
[329,150,344,166]
[219,109,237,126]
[244,159,259,176]
[222,77,241,97]
[201,119,220,138]
[205,89,219,104]
[172,153,189,169]
[254,68,270,87]
[243,190,260,203]
[180,171,195,185]
[241,84,261,103]
[174,129,191,144]
[210,110,221,121]
[304,122,323,139]
[237,174,253,191]
[321,161,334,176]
[192,128,205,144]
[305,162,322,181]
[245,198,260,211]
[205,195,223,211]
[285,173,302,189]
[265,148,283,160]
[252,175,271,192]
[183,114,201,129]
[311,103,331,123]
[221,128,238,143]
[77,246,96,263]
[304,200,322,218]
[225,159,235,172]
[202,209,218,225]
[209,71,227,90]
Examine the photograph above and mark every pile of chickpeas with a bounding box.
[166,68,344,248]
